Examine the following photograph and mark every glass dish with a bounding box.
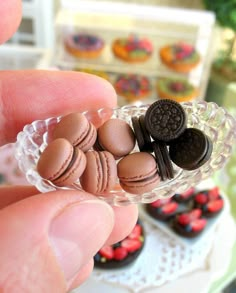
[15,101,236,206]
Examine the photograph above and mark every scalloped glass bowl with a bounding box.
[15,101,236,206]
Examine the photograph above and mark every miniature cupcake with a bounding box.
[112,35,153,63]
[114,74,152,102]
[156,78,198,102]
[64,33,104,58]
[193,187,224,218]
[159,42,200,73]
[172,208,207,238]
[94,220,145,269]
[145,198,179,221]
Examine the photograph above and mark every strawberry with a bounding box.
[195,193,208,205]
[189,209,202,219]
[178,213,190,226]
[161,202,178,214]
[128,224,142,239]
[99,245,114,260]
[190,218,207,232]
[180,187,195,199]
[208,187,220,201]
[207,199,224,213]
[121,239,142,253]
[150,198,170,208]
[114,247,128,260]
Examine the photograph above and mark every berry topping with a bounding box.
[207,199,224,213]
[169,82,186,93]
[150,198,171,208]
[114,247,128,260]
[177,208,202,226]
[99,245,114,260]
[162,202,178,214]
[208,187,220,200]
[128,224,142,239]
[121,239,142,253]
[195,192,208,204]
[190,218,207,232]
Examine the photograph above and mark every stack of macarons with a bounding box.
[36,99,213,196]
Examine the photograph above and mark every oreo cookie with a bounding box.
[94,220,145,269]
[153,141,174,180]
[144,99,187,142]
[169,128,213,170]
[132,115,152,152]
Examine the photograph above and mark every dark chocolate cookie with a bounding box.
[94,220,145,269]
[169,128,213,170]
[132,115,152,152]
[144,99,187,142]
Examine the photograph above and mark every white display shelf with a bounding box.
[54,1,215,100]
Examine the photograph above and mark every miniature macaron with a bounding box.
[96,118,136,159]
[52,112,97,152]
[37,138,87,186]
[117,152,160,194]
[80,150,117,194]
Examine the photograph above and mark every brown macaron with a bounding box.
[80,150,117,194]
[117,152,160,194]
[37,138,87,186]
[96,118,136,159]
[52,112,97,152]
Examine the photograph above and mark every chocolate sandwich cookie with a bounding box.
[132,115,152,152]
[94,220,145,269]
[144,99,187,142]
[169,128,213,170]
[152,141,174,180]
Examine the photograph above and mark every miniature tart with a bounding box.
[159,42,200,73]
[115,74,152,102]
[112,35,153,62]
[146,198,179,221]
[157,78,198,102]
[64,33,104,59]
[94,220,145,269]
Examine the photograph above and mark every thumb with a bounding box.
[0,190,114,292]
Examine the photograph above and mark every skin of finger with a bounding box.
[0,186,139,246]
[0,70,117,145]
[0,190,113,292]
[68,259,94,291]
[0,0,22,44]
[105,205,139,245]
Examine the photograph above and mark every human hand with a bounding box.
[0,1,138,292]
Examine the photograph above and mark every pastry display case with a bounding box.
[54,1,215,104]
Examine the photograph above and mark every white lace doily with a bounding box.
[75,208,235,293]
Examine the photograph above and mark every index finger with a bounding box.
[0,70,117,145]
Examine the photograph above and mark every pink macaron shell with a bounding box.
[117,152,157,182]
[97,118,136,159]
[120,173,160,194]
[37,138,73,182]
[52,112,90,147]
[54,147,87,186]
[77,122,97,152]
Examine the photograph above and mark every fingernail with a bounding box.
[49,200,114,283]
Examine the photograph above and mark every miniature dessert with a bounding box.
[172,208,207,238]
[112,35,153,62]
[145,99,187,142]
[52,112,97,152]
[156,78,198,102]
[37,138,86,186]
[80,150,117,194]
[74,68,110,81]
[159,42,200,73]
[169,128,213,170]
[193,187,224,218]
[114,74,152,102]
[145,198,179,221]
[95,118,136,159]
[64,33,104,59]
[117,152,160,194]
[131,115,152,152]
[94,220,145,269]
[173,187,195,203]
